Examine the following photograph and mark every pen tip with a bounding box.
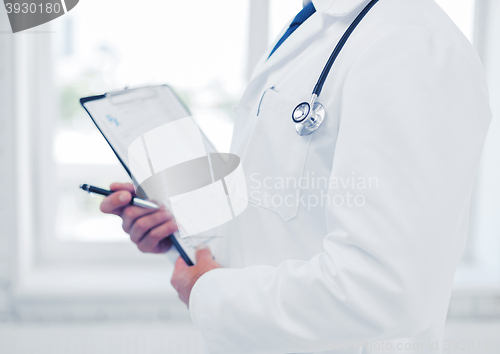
[79,184,87,190]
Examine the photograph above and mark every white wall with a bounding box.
[0,0,16,323]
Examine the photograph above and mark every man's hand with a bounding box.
[171,246,222,307]
[100,182,177,253]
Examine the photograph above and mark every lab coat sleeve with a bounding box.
[189,26,492,353]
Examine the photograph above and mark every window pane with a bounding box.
[51,0,248,242]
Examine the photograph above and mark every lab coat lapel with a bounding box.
[249,0,369,82]
[250,11,325,80]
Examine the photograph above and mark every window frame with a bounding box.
[11,26,180,312]
[10,1,268,313]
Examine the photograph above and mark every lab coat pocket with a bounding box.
[243,88,312,221]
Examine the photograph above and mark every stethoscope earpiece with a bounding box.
[292,94,325,136]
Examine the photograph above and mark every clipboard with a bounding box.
[80,85,217,266]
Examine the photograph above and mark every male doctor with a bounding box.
[100,0,492,353]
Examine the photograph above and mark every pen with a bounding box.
[79,184,160,210]
[80,184,193,265]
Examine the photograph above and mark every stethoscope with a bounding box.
[292,0,380,136]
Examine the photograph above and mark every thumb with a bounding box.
[195,244,213,263]
[100,190,132,214]
[174,255,189,270]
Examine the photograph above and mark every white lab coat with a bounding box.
[189,0,492,353]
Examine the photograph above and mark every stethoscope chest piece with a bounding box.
[292,94,325,136]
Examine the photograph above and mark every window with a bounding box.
[42,0,249,265]
[12,1,251,303]
[454,0,500,290]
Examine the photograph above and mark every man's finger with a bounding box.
[100,191,132,214]
[129,210,172,244]
[174,255,189,271]
[195,245,213,263]
[152,237,173,254]
[136,220,177,252]
[121,205,158,233]
[171,256,189,291]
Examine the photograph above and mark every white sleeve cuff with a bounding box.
[188,268,211,327]
[188,268,244,353]
[189,268,227,330]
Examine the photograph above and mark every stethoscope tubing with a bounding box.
[312,0,380,97]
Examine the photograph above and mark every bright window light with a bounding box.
[51,0,248,242]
